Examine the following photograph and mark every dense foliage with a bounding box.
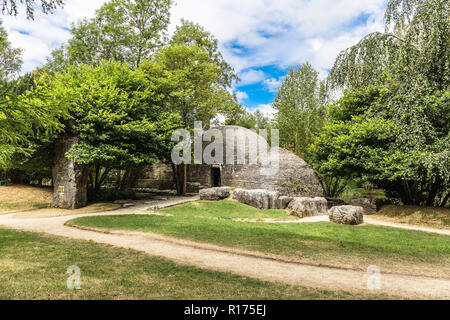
[306,0,450,205]
[329,0,449,91]
[309,86,449,206]
[142,44,238,129]
[273,62,326,156]
[46,0,173,71]
[35,61,181,191]
[225,109,272,131]
[0,26,64,170]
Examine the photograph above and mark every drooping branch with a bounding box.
[1,0,64,19]
[328,0,449,91]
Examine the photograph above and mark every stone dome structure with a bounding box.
[213,126,324,197]
[135,126,324,197]
[136,126,324,197]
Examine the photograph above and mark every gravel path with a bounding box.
[0,197,449,299]
[265,215,450,236]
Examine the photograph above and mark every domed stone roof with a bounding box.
[213,126,324,197]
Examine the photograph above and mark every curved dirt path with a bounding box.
[0,198,449,299]
[264,216,450,236]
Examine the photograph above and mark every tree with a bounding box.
[225,108,272,131]
[36,61,181,196]
[46,0,173,70]
[273,62,326,156]
[328,0,449,91]
[309,86,449,207]
[140,23,240,194]
[144,44,238,130]
[0,19,22,81]
[319,0,449,206]
[0,73,67,169]
[171,19,238,87]
[2,72,56,184]
[141,44,239,195]
[1,0,64,19]
[0,23,64,169]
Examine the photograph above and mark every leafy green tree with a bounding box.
[273,62,326,156]
[144,44,238,129]
[36,61,181,192]
[329,0,449,91]
[0,23,64,170]
[225,108,272,131]
[309,86,449,206]
[141,44,239,195]
[46,0,173,70]
[0,74,67,169]
[1,0,64,19]
[0,19,22,81]
[171,19,238,87]
[319,0,449,206]
[2,72,56,184]
[141,30,239,194]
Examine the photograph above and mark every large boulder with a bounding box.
[287,197,328,218]
[349,197,388,215]
[200,187,231,201]
[233,189,280,210]
[275,196,293,210]
[329,205,364,225]
[326,197,346,209]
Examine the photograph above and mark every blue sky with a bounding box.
[234,64,289,108]
[2,0,387,115]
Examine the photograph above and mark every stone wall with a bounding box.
[135,163,212,193]
[135,163,175,190]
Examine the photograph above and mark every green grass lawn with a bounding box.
[0,227,395,300]
[158,200,299,221]
[67,201,450,279]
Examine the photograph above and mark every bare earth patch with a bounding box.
[372,205,450,230]
[0,185,52,214]
[14,203,121,218]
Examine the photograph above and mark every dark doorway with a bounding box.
[211,167,221,187]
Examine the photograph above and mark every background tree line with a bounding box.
[0,0,448,207]
[0,0,243,198]
[230,0,449,207]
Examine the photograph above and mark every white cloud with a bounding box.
[237,69,266,86]
[171,0,386,74]
[1,0,387,93]
[264,77,284,93]
[1,1,105,72]
[235,91,249,102]
[251,104,276,119]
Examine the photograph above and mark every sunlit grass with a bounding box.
[0,227,395,300]
[68,201,450,278]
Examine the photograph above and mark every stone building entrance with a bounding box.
[211,167,222,187]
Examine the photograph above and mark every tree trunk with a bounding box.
[52,132,88,209]
[172,164,187,196]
